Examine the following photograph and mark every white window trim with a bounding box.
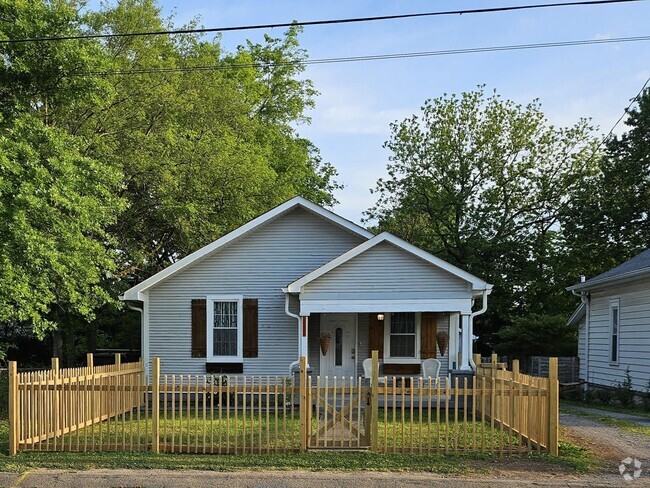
[383,312,421,364]
[206,295,243,363]
[609,298,620,365]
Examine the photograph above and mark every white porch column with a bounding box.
[460,314,472,371]
[300,315,308,363]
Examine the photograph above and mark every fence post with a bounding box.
[152,357,160,453]
[87,353,94,372]
[8,361,18,456]
[473,353,481,370]
[512,359,519,375]
[115,353,121,370]
[51,357,60,444]
[299,356,307,452]
[548,357,559,455]
[370,350,379,452]
[491,353,497,377]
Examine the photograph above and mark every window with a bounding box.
[207,296,243,362]
[610,299,620,364]
[385,312,419,360]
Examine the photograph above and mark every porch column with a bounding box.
[300,315,308,364]
[460,314,472,371]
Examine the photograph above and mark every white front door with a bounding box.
[319,313,357,378]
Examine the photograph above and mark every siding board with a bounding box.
[147,208,366,376]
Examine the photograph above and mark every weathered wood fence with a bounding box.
[8,352,558,456]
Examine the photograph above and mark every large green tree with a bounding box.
[561,88,650,278]
[365,87,599,353]
[1,0,339,361]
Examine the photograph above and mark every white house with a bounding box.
[121,197,493,378]
[567,248,650,392]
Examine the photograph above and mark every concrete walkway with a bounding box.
[0,469,635,488]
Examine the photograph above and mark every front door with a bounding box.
[319,313,357,378]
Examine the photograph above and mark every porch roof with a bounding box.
[285,233,492,316]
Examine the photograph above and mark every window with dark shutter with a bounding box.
[191,299,207,358]
[243,298,258,358]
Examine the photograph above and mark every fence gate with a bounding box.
[308,375,368,448]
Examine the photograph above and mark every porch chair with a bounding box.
[362,358,386,385]
[421,358,441,387]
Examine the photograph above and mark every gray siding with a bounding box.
[584,277,650,391]
[302,242,471,301]
[577,316,586,381]
[147,207,365,376]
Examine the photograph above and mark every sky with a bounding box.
[111,0,650,223]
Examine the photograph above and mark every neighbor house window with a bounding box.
[386,312,419,360]
[207,296,243,361]
[610,299,620,364]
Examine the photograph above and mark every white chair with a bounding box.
[421,358,441,387]
[363,358,386,385]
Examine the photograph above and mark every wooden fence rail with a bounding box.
[8,353,558,456]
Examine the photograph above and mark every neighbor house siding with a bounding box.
[147,207,366,376]
[577,316,586,381]
[585,277,650,391]
[301,242,472,301]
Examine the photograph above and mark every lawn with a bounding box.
[0,414,597,475]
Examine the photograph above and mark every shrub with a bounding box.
[595,387,614,405]
[644,380,650,413]
[614,367,635,407]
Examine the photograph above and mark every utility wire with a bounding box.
[71,34,650,77]
[0,0,644,44]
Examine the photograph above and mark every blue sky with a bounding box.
[121,0,650,223]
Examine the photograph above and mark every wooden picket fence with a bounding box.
[8,354,146,454]
[8,353,558,456]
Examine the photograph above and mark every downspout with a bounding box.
[284,290,302,376]
[572,276,588,387]
[469,290,489,370]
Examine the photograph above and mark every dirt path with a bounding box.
[560,411,650,469]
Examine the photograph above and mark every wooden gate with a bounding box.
[307,375,368,448]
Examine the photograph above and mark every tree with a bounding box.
[365,87,599,351]
[1,0,340,360]
[561,88,650,277]
[494,314,577,357]
[0,115,124,338]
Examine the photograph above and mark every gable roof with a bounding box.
[567,248,650,292]
[120,197,373,301]
[287,232,493,294]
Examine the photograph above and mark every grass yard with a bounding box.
[0,411,598,475]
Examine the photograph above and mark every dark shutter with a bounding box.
[191,299,207,358]
[243,298,258,358]
[420,312,438,359]
[368,313,384,359]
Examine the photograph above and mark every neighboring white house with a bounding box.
[120,197,493,377]
[567,248,650,392]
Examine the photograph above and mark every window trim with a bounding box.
[609,298,620,365]
[383,312,421,364]
[206,295,244,363]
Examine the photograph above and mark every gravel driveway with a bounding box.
[560,408,650,481]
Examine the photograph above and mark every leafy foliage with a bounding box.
[365,87,599,352]
[0,0,339,357]
[494,314,577,357]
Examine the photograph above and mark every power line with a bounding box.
[0,0,644,44]
[71,34,650,77]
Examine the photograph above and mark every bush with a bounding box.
[644,380,650,413]
[595,387,614,406]
[614,367,635,407]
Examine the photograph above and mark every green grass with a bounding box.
[562,409,650,437]
[0,413,598,474]
[561,399,650,419]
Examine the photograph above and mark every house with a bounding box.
[567,248,650,392]
[120,197,493,378]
